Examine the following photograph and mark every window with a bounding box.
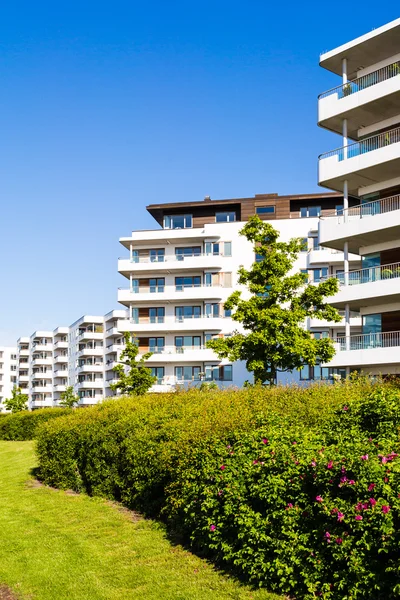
[151,367,164,384]
[149,278,165,293]
[149,337,165,353]
[205,272,232,288]
[312,268,328,283]
[215,211,236,223]
[312,331,329,340]
[163,214,192,229]
[175,366,201,381]
[301,269,309,281]
[175,276,201,291]
[175,246,201,259]
[300,206,321,218]
[149,307,165,324]
[132,279,139,293]
[205,365,233,381]
[223,242,232,257]
[11,354,17,360]
[175,306,201,321]
[335,204,344,216]
[175,336,201,351]
[256,206,275,215]
[311,236,320,250]
[149,249,165,263]
[300,238,308,252]
[300,363,329,380]
[204,241,232,257]
[205,303,220,318]
[299,365,310,380]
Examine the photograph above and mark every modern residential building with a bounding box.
[117,192,361,389]
[318,17,400,376]
[0,347,18,411]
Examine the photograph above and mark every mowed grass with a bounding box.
[0,442,280,600]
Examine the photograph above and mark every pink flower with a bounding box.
[348,479,356,485]
[355,515,363,521]
[311,461,316,467]
[368,437,373,442]
[337,511,344,521]
[343,405,349,411]
[368,483,376,492]
[210,524,216,531]
[220,465,225,471]
[341,466,347,474]
[292,441,297,445]
[253,460,258,465]
[327,461,334,469]
[382,505,391,514]
[286,503,294,510]
[362,503,369,510]
[335,538,343,544]
[369,498,376,506]
[324,531,330,539]
[361,454,369,461]
[340,476,347,484]
[382,457,388,464]
[315,495,323,503]
[262,438,268,444]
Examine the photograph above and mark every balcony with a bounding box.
[31,399,53,408]
[32,371,52,380]
[53,384,67,392]
[324,330,400,369]
[77,364,103,373]
[54,340,68,349]
[105,326,120,338]
[31,357,52,367]
[307,248,361,266]
[18,348,29,356]
[328,262,400,309]
[105,343,124,355]
[77,380,103,389]
[308,311,362,329]
[318,126,400,195]
[18,374,29,382]
[77,348,104,358]
[31,385,52,393]
[54,355,68,363]
[318,61,400,137]
[120,228,221,248]
[77,330,103,342]
[118,253,226,276]
[139,346,218,363]
[117,315,228,333]
[32,343,53,352]
[118,284,230,306]
[319,195,400,253]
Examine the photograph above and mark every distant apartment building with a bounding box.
[15,310,127,409]
[117,192,361,389]
[318,17,400,376]
[0,347,18,411]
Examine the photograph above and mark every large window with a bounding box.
[151,367,164,384]
[175,246,201,259]
[312,268,328,283]
[164,214,192,229]
[215,211,236,223]
[175,366,201,381]
[175,306,201,321]
[300,362,329,380]
[175,276,201,291]
[205,365,233,381]
[148,337,165,353]
[149,249,165,262]
[175,336,201,351]
[205,241,232,257]
[149,278,165,293]
[256,206,275,215]
[149,307,165,323]
[300,206,321,218]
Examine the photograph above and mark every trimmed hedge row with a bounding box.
[35,380,400,599]
[0,408,72,440]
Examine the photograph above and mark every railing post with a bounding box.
[130,243,132,262]
[342,119,348,160]
[342,58,347,84]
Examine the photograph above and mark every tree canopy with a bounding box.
[207,216,341,384]
[4,387,28,413]
[110,332,157,396]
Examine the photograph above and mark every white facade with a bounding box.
[117,198,361,389]
[0,347,18,411]
[318,18,400,376]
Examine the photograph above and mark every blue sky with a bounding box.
[0,1,398,344]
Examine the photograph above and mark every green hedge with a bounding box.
[0,408,72,440]
[35,380,400,599]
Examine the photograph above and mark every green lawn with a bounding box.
[0,442,280,600]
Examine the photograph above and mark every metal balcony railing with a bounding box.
[319,126,400,162]
[319,60,400,100]
[320,194,400,221]
[336,262,400,286]
[337,330,400,351]
[139,345,210,355]
[119,252,227,264]
[129,314,227,325]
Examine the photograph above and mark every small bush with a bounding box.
[35,379,400,598]
[0,408,72,440]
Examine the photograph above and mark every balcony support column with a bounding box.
[342,58,347,84]
[342,119,348,160]
[129,273,132,292]
[345,303,351,351]
[130,244,132,261]
[344,241,349,286]
[343,179,349,223]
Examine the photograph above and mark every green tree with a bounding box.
[4,387,28,413]
[59,386,79,408]
[207,216,341,385]
[110,332,157,396]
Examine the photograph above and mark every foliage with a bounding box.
[0,407,72,441]
[4,386,28,413]
[58,386,79,408]
[207,216,341,384]
[0,442,275,600]
[110,332,157,396]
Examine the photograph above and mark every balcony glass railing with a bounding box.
[130,314,226,325]
[336,262,400,286]
[321,194,400,222]
[141,345,209,355]
[319,60,400,100]
[319,126,400,162]
[337,330,400,351]
[120,252,227,264]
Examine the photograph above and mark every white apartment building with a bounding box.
[318,17,400,376]
[117,193,361,389]
[0,346,18,411]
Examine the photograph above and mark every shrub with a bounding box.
[0,408,72,441]
[35,379,400,599]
